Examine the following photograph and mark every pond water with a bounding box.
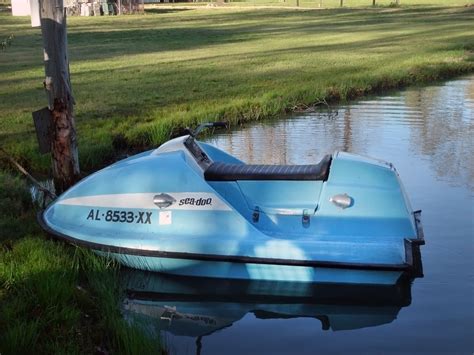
[123,76,474,354]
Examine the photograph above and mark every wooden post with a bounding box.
[296,0,299,6]
[39,0,80,193]
[372,0,376,5]
[340,0,343,7]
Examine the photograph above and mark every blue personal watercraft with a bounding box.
[40,122,424,284]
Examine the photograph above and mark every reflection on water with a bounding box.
[122,76,474,354]
[122,271,413,355]
[406,80,474,189]
[208,77,474,190]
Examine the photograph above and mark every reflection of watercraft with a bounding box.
[122,271,414,344]
[40,122,424,284]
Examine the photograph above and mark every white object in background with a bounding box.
[12,0,30,16]
[30,0,40,27]
[81,3,91,16]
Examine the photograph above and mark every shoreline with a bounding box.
[1,59,473,177]
[2,66,473,180]
[88,63,474,172]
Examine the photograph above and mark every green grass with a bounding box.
[0,172,161,354]
[1,5,473,173]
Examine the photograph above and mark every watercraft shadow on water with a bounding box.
[121,270,417,353]
[39,122,425,284]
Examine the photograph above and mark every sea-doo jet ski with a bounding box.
[40,122,424,284]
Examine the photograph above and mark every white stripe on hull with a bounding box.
[58,192,232,211]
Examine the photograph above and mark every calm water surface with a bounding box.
[124,76,474,354]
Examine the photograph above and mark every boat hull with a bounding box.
[38,135,425,284]
[38,211,422,285]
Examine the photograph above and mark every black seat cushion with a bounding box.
[204,155,331,181]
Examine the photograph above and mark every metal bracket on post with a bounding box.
[32,107,52,154]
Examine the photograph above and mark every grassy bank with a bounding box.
[1,5,473,173]
[0,173,161,354]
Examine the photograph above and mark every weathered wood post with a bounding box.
[39,0,80,193]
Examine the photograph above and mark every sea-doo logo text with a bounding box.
[179,197,212,207]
